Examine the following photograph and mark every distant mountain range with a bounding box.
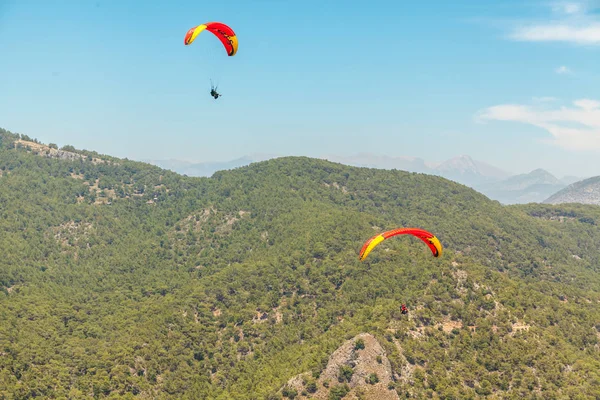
[323,154,586,204]
[475,169,568,205]
[322,154,512,187]
[432,154,512,185]
[145,153,587,205]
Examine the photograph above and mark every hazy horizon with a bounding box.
[143,152,591,182]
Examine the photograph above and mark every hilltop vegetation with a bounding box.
[1,127,600,399]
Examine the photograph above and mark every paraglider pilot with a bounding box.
[210,85,221,99]
[401,304,408,314]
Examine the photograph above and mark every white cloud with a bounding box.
[476,99,600,151]
[555,65,572,74]
[507,1,600,45]
[574,98,600,109]
[511,24,600,44]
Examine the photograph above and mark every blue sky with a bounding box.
[1,0,600,177]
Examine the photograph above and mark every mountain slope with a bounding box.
[1,127,600,399]
[561,175,585,186]
[544,176,600,205]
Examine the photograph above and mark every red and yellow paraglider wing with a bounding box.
[205,22,238,56]
[384,228,442,258]
[359,228,443,261]
[358,233,386,261]
[184,22,238,56]
[184,24,207,45]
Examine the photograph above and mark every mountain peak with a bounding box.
[435,155,477,173]
[431,155,511,186]
[519,169,560,185]
[530,168,553,176]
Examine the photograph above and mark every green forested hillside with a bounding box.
[1,127,599,399]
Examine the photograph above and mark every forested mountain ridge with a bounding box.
[1,127,600,399]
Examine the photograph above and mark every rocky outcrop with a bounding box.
[280,333,399,399]
[15,140,109,164]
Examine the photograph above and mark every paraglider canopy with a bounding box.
[184,21,238,99]
[184,22,238,56]
[359,228,443,261]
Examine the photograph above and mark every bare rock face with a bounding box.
[14,140,109,165]
[281,333,399,399]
